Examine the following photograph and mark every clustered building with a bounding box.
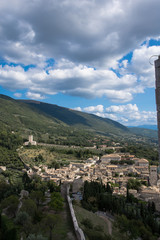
[23,151,160,211]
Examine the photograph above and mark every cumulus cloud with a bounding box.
[75,103,157,126]
[1,0,160,66]
[105,104,138,114]
[74,107,82,112]
[0,62,139,102]
[0,0,160,102]
[84,105,104,113]
[26,92,45,100]
[105,104,157,125]
[14,92,22,98]
[119,44,160,89]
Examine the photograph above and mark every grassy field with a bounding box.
[73,205,110,238]
[51,203,76,240]
[18,146,80,166]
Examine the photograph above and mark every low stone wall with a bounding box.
[67,186,85,240]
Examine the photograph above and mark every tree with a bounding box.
[127,179,142,191]
[0,180,11,201]
[106,182,113,194]
[47,181,60,193]
[43,214,60,240]
[1,195,19,217]
[1,215,18,240]
[21,198,37,218]
[27,234,47,240]
[81,218,93,229]
[30,191,44,206]
[49,192,64,212]
[14,211,30,226]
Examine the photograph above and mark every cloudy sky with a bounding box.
[0,0,160,126]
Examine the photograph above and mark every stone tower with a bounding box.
[155,56,160,168]
[149,165,158,186]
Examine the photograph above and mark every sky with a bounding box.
[0,0,160,126]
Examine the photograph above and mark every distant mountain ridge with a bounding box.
[129,127,158,140]
[0,94,129,138]
[19,99,129,135]
[0,94,158,144]
[128,125,157,130]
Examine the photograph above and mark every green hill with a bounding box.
[0,94,64,132]
[129,127,158,141]
[19,99,129,136]
[0,94,158,146]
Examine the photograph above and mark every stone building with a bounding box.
[101,154,121,164]
[149,165,158,186]
[24,135,37,146]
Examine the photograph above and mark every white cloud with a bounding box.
[105,104,138,114]
[84,105,104,113]
[0,0,160,67]
[0,0,160,102]
[74,107,82,112]
[105,104,157,126]
[75,103,157,126]
[26,92,45,100]
[14,92,22,98]
[130,45,160,88]
[0,62,140,102]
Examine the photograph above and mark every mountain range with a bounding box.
[0,94,158,145]
[129,125,157,130]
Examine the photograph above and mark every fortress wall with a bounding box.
[67,186,85,240]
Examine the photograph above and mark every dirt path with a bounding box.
[96,211,113,235]
[99,215,112,235]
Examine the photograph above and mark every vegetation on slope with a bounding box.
[129,127,158,142]
[21,100,129,135]
[0,94,158,147]
[0,174,75,240]
[81,181,160,240]
[120,145,159,165]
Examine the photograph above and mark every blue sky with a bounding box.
[0,0,160,126]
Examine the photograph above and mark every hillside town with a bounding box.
[1,134,160,239]
[20,148,160,211]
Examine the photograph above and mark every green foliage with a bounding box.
[0,129,23,169]
[48,160,60,169]
[14,211,30,226]
[47,181,60,192]
[0,180,12,201]
[21,199,37,218]
[110,159,135,165]
[81,217,110,240]
[120,145,158,164]
[129,127,158,141]
[105,149,114,154]
[35,154,45,163]
[127,178,142,191]
[42,214,60,240]
[84,229,110,240]
[28,175,47,193]
[1,195,19,217]
[115,215,156,240]
[27,234,47,240]
[0,94,139,148]
[82,180,160,238]
[0,215,18,240]
[50,192,64,211]
[30,190,45,206]
[81,218,93,229]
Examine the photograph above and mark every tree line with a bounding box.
[82,180,160,239]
